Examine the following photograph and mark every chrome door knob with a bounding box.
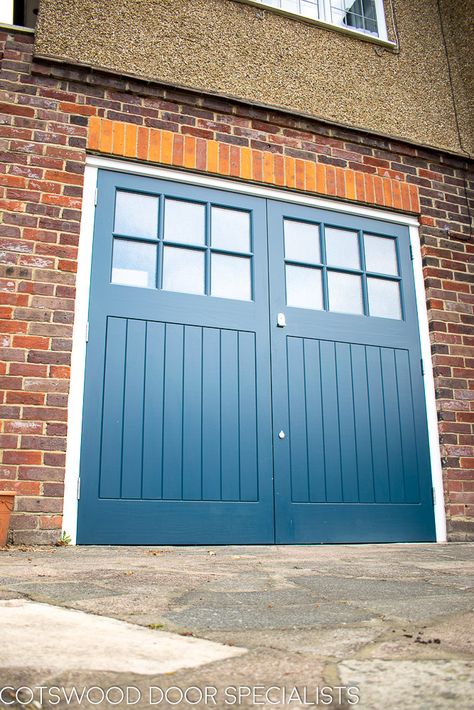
[278,430,286,439]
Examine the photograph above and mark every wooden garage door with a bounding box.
[77,170,436,544]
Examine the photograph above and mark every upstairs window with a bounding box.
[251,0,387,40]
[0,0,39,30]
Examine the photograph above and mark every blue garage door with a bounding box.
[77,170,436,543]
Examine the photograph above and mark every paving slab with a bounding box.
[290,574,446,599]
[354,593,474,623]
[6,581,126,602]
[164,598,376,630]
[0,598,245,675]
[338,660,474,710]
[0,543,473,709]
[204,624,386,658]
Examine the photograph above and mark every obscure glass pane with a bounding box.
[164,199,205,246]
[325,227,360,269]
[328,271,363,314]
[301,0,320,19]
[368,278,402,319]
[162,247,204,295]
[286,265,323,310]
[114,192,158,238]
[254,0,320,18]
[211,254,251,301]
[329,7,346,26]
[364,234,398,276]
[281,0,300,11]
[112,239,156,288]
[284,220,320,264]
[211,207,250,253]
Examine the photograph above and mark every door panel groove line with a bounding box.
[349,345,361,502]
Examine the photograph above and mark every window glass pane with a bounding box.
[328,271,363,314]
[301,0,320,19]
[343,0,378,34]
[325,227,360,269]
[211,254,251,301]
[253,0,378,34]
[284,220,320,264]
[162,247,204,295]
[286,265,323,310]
[164,199,205,246]
[331,0,378,35]
[329,7,346,26]
[368,278,402,319]
[364,234,398,275]
[281,0,300,11]
[114,192,158,238]
[0,1,14,25]
[211,207,250,253]
[254,0,320,19]
[112,239,156,288]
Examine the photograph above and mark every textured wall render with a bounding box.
[0,28,473,542]
[439,0,474,157]
[34,0,473,157]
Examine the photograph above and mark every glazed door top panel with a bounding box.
[91,171,268,331]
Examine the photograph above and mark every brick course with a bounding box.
[87,116,420,213]
[0,27,473,542]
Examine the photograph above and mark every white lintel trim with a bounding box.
[86,156,420,226]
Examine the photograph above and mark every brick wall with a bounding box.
[1,27,473,543]
[86,116,421,213]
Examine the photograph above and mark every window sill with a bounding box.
[0,22,35,34]
[231,0,397,49]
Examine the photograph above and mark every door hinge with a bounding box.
[94,187,98,206]
[409,245,414,260]
[85,321,89,342]
[420,358,425,376]
[432,486,436,506]
[77,478,81,500]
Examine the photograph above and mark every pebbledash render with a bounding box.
[0,0,473,545]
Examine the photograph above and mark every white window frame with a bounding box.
[236,0,390,44]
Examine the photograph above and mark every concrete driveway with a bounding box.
[0,543,473,709]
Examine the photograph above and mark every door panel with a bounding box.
[284,338,421,505]
[268,200,436,543]
[77,171,274,543]
[97,318,261,504]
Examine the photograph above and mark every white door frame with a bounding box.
[63,156,447,543]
